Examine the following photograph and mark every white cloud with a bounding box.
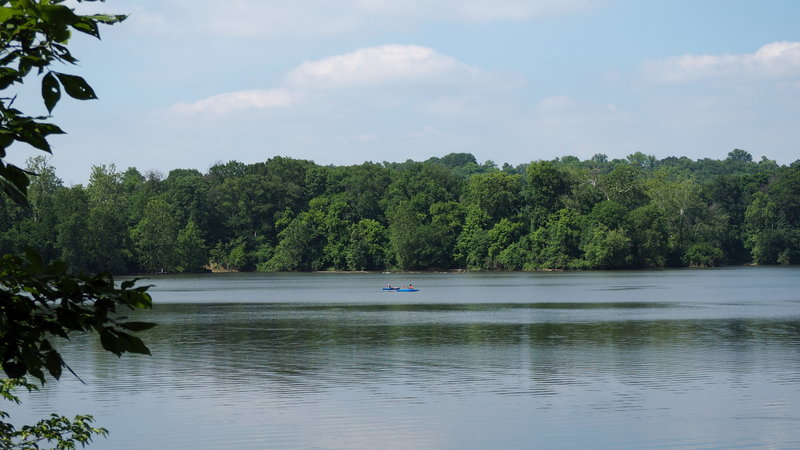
[285,45,480,89]
[423,96,482,116]
[168,88,297,115]
[643,41,800,83]
[165,45,489,117]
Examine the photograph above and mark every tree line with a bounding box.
[2,150,799,273]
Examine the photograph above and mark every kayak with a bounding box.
[382,287,399,291]
[397,288,419,292]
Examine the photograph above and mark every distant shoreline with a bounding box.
[125,264,789,277]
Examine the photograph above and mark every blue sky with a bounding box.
[10,0,800,184]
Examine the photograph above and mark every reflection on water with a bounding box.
[12,268,800,449]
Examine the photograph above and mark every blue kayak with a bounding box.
[397,288,419,292]
[382,287,399,291]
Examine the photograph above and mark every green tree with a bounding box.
[0,2,153,447]
[385,161,461,212]
[626,152,657,171]
[683,242,725,267]
[522,161,571,229]
[626,204,670,267]
[387,200,459,270]
[587,200,627,230]
[767,165,800,227]
[598,164,647,209]
[22,157,62,261]
[267,210,325,271]
[386,203,423,270]
[163,169,222,245]
[333,163,392,223]
[209,236,250,271]
[485,218,525,270]
[744,190,799,264]
[581,225,632,269]
[463,172,521,225]
[702,174,758,264]
[176,220,209,272]
[527,209,584,269]
[727,148,753,163]
[455,207,491,269]
[345,219,388,271]
[130,197,180,273]
[53,185,90,270]
[84,164,133,273]
[562,166,606,214]
[646,172,728,266]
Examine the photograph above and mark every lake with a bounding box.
[11,267,800,448]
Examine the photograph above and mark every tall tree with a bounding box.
[131,197,180,273]
[522,161,571,229]
[84,164,133,273]
[176,220,209,272]
[345,219,388,271]
[53,185,90,270]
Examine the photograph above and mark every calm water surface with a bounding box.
[12,267,800,448]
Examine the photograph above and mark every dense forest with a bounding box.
[2,150,799,274]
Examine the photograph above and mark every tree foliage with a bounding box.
[0,1,153,447]
[4,151,800,274]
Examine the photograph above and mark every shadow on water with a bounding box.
[57,302,800,393]
[137,304,800,349]
[278,302,675,311]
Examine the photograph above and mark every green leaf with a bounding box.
[16,124,52,152]
[0,178,29,206]
[45,349,63,380]
[2,359,27,379]
[0,67,20,89]
[115,332,151,355]
[88,14,128,25]
[0,163,30,206]
[122,291,153,309]
[39,5,80,27]
[72,18,100,39]
[120,321,157,332]
[72,18,99,38]
[54,73,97,100]
[99,329,124,356]
[0,132,13,153]
[20,349,44,383]
[25,248,44,272]
[42,72,61,113]
[36,122,66,137]
[52,43,78,64]
[47,260,68,275]
[0,7,21,24]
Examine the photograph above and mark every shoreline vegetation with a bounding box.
[3,150,799,275]
[165,264,774,277]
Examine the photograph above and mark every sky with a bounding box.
[8,0,800,185]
